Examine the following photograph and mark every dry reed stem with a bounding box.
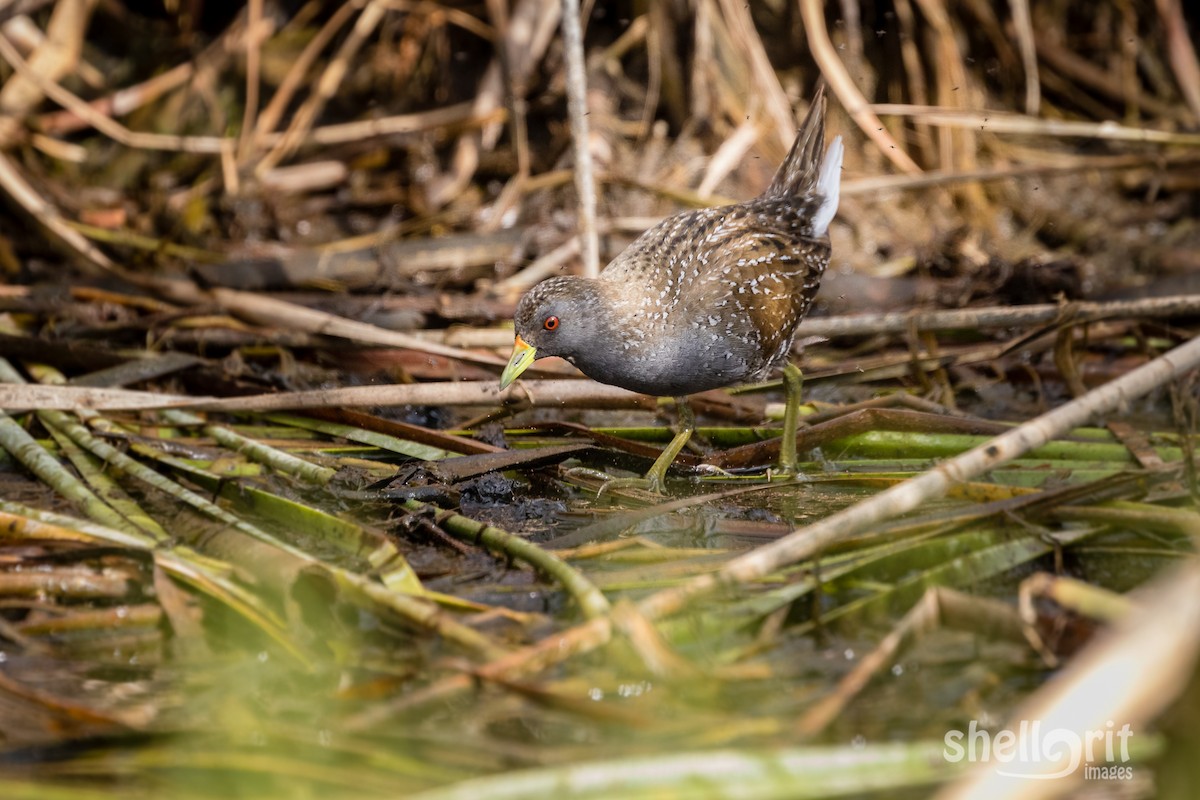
[911,0,989,218]
[2,13,101,87]
[38,76,486,157]
[0,30,233,154]
[842,150,1200,194]
[1033,31,1189,122]
[873,104,1200,146]
[36,12,249,135]
[634,13,659,140]
[561,0,599,278]
[428,0,559,207]
[717,0,796,151]
[493,234,581,294]
[0,0,94,146]
[799,0,922,174]
[696,119,760,197]
[236,0,265,163]
[38,62,190,134]
[483,0,531,199]
[1155,0,1200,123]
[0,379,651,413]
[799,295,1200,338]
[892,0,934,163]
[1008,0,1040,115]
[255,0,387,176]
[252,1,362,146]
[0,152,119,273]
[205,288,508,367]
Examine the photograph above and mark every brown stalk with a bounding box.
[560,0,599,277]
[0,0,95,146]
[37,11,249,135]
[1034,31,1189,122]
[892,0,935,163]
[911,0,989,218]
[236,0,266,164]
[716,0,797,152]
[1007,0,1040,115]
[799,0,922,174]
[427,0,559,208]
[1155,0,1200,123]
[254,0,388,176]
[252,1,364,146]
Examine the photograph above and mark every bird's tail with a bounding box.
[763,82,844,237]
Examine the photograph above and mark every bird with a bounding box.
[500,85,844,492]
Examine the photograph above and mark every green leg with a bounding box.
[779,363,804,475]
[641,398,694,493]
[599,397,693,495]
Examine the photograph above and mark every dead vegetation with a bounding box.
[0,1,1198,798]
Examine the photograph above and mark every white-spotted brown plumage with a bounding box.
[503,85,844,400]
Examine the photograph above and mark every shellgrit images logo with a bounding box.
[943,719,1134,780]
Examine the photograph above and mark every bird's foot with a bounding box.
[764,464,810,483]
[692,463,734,479]
[597,472,670,497]
[563,466,670,497]
[596,415,694,496]
[568,396,696,498]
[563,466,619,484]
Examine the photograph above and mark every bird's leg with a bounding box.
[778,362,804,475]
[664,397,708,455]
[598,396,693,495]
[642,397,695,493]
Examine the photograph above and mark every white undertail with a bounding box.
[811,135,844,238]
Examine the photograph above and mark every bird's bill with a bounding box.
[499,335,537,389]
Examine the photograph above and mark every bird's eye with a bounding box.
[543,315,560,331]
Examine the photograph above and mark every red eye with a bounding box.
[543,315,559,331]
